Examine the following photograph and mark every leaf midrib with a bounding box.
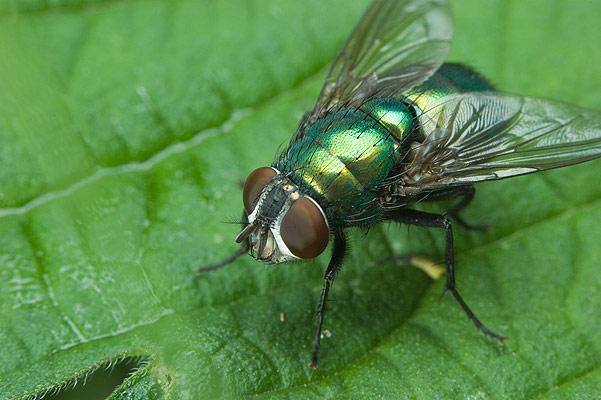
[0,0,146,20]
[0,58,331,218]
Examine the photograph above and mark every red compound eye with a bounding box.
[242,167,277,214]
[280,197,329,259]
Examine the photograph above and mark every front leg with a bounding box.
[310,229,347,369]
[387,209,505,342]
[197,210,250,273]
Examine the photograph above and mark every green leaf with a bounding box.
[1,0,601,399]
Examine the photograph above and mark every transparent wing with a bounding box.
[310,0,452,122]
[399,93,601,192]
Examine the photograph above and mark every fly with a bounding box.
[199,0,601,368]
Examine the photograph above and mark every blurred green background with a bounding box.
[1,0,600,398]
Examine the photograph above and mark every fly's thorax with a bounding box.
[359,98,413,141]
[239,167,330,264]
[277,102,414,226]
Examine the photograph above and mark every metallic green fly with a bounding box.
[200,0,601,368]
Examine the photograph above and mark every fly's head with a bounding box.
[237,167,330,264]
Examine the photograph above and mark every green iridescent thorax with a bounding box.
[276,65,491,226]
[359,98,413,141]
[277,100,413,225]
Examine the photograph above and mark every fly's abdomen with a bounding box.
[278,107,412,225]
[406,63,494,133]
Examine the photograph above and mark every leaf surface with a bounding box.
[1,0,601,399]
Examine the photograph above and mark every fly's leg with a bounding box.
[444,186,488,231]
[310,230,347,369]
[423,185,488,231]
[389,209,505,342]
[196,240,249,273]
[196,210,250,274]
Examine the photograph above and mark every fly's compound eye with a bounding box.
[243,167,277,214]
[281,197,329,259]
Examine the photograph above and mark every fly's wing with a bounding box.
[308,0,452,124]
[399,93,601,192]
